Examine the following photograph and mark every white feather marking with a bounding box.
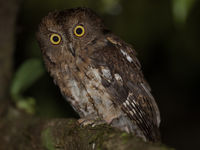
[139,112,143,118]
[125,100,130,105]
[120,49,133,63]
[101,68,112,80]
[131,102,135,107]
[123,102,127,107]
[129,111,134,116]
[92,69,102,82]
[132,109,136,114]
[114,73,122,81]
[125,92,137,114]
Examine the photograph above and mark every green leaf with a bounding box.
[10,58,45,114]
[173,0,196,25]
[16,97,36,114]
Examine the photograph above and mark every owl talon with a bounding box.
[78,118,105,127]
[78,118,94,127]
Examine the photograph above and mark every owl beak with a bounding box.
[68,42,75,57]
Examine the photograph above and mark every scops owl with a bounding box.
[36,7,161,142]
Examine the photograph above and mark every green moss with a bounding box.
[120,132,129,138]
[41,128,55,150]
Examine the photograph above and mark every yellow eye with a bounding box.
[74,25,85,37]
[50,33,61,45]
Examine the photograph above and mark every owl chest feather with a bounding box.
[53,55,122,123]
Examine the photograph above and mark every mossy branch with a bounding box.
[0,108,173,150]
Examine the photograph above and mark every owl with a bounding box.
[36,7,161,142]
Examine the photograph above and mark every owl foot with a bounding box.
[78,118,106,127]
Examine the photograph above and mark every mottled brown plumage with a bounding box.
[36,7,161,142]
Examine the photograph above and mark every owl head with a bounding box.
[36,7,109,67]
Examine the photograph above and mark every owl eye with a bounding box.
[50,33,61,45]
[74,25,85,37]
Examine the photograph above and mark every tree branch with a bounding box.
[0,108,173,150]
[0,0,20,101]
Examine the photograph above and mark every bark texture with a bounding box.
[0,0,20,101]
[0,108,173,150]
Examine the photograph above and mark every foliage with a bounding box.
[173,0,196,25]
[10,58,45,114]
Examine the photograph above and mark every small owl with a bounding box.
[36,7,161,142]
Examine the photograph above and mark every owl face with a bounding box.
[36,8,106,65]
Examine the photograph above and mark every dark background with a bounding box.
[12,0,200,149]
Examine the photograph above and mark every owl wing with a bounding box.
[90,34,160,141]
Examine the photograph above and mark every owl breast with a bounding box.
[63,63,123,124]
